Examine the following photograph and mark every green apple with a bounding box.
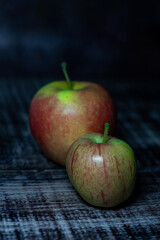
[66,123,137,207]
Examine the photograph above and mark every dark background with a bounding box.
[0,0,160,81]
[1,2,160,239]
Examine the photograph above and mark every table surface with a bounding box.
[0,79,160,240]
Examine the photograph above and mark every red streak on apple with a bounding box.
[71,144,81,175]
[100,145,109,185]
[115,156,120,175]
[101,190,105,204]
[91,148,97,167]
[98,144,101,156]
[90,192,94,200]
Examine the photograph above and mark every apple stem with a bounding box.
[61,62,72,89]
[102,123,110,143]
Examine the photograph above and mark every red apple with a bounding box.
[66,123,137,208]
[29,63,116,166]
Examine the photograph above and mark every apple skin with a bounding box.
[29,81,116,166]
[66,133,136,208]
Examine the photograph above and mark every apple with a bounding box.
[66,123,137,208]
[29,63,116,166]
